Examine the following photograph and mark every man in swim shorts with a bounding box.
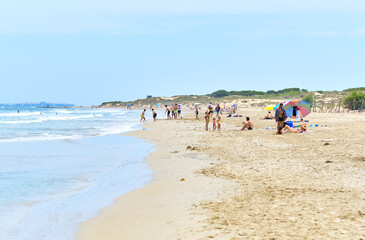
[165,105,171,119]
[275,103,287,131]
[152,109,157,121]
[241,117,254,131]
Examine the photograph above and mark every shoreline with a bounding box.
[77,109,365,240]
[77,116,235,240]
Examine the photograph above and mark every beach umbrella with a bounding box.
[275,100,311,118]
[264,105,275,111]
[194,103,201,106]
[155,103,160,106]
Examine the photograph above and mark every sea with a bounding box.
[0,107,153,240]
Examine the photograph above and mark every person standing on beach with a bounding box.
[140,109,146,122]
[195,106,199,120]
[177,104,182,119]
[215,104,220,116]
[217,116,222,131]
[152,109,157,121]
[205,106,212,131]
[275,103,287,131]
[165,105,171,119]
[173,104,178,119]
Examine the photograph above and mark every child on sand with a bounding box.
[213,118,217,131]
[217,116,222,131]
[140,109,146,122]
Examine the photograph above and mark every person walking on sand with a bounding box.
[241,117,253,130]
[205,106,212,131]
[140,109,146,122]
[165,105,171,119]
[195,106,199,120]
[152,109,157,121]
[275,103,287,131]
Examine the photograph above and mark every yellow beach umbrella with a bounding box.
[264,105,275,111]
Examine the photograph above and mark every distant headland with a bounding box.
[0,101,74,108]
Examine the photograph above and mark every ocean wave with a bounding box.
[0,119,44,124]
[0,112,42,117]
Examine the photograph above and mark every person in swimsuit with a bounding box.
[173,104,178,120]
[276,124,306,134]
[195,106,199,120]
[212,118,217,131]
[275,103,287,131]
[177,104,182,119]
[217,116,222,131]
[152,109,157,121]
[215,104,220,116]
[241,117,253,130]
[140,109,146,122]
[205,106,212,131]
[165,105,171,119]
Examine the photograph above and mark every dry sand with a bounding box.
[78,108,365,240]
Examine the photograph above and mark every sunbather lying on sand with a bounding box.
[276,124,307,134]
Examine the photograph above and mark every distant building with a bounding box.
[146,95,152,99]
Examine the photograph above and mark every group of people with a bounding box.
[164,104,182,120]
[140,108,157,122]
[275,103,307,134]
[140,102,307,135]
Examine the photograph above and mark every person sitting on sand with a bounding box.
[213,118,217,131]
[217,116,222,131]
[241,117,253,131]
[152,109,157,122]
[261,111,274,119]
[140,109,146,122]
[165,105,171,120]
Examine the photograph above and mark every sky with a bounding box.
[0,1,364,105]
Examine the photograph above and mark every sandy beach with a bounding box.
[77,108,365,240]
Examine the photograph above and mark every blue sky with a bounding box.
[0,1,364,105]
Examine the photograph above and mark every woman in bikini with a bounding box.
[205,106,212,131]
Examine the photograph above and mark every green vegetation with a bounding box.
[344,87,365,92]
[303,94,314,105]
[344,90,365,110]
[210,88,308,98]
[100,87,365,109]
